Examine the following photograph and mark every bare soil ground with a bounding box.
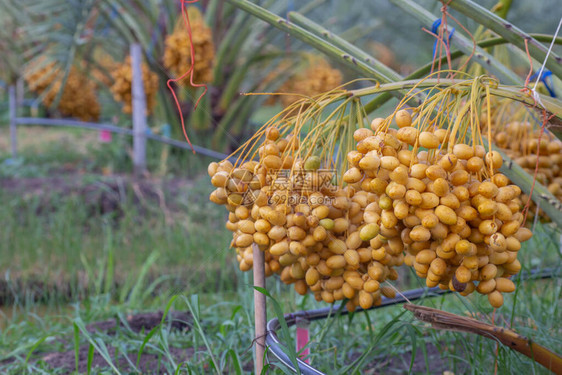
[42,345,196,374]
[364,341,464,374]
[4,311,196,374]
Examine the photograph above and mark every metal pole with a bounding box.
[253,243,267,374]
[130,43,147,177]
[9,85,17,158]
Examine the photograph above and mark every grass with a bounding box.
[1,265,559,374]
[0,176,237,305]
[0,125,212,177]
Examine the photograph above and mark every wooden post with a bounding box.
[16,78,24,107]
[130,43,147,177]
[9,85,17,158]
[253,243,267,374]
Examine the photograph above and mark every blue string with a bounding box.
[529,69,556,97]
[431,19,455,60]
[161,123,172,138]
[431,19,441,34]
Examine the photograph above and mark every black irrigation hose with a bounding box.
[266,267,560,375]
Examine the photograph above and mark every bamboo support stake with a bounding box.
[9,85,17,158]
[253,243,267,374]
[130,43,147,177]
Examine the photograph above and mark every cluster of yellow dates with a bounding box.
[209,108,534,309]
[26,62,100,121]
[343,111,532,308]
[278,59,342,108]
[487,120,562,220]
[163,7,215,85]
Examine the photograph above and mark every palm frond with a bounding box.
[441,0,562,78]
[390,0,522,85]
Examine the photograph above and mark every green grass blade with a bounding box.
[127,251,159,306]
[153,295,179,370]
[86,343,94,375]
[363,310,374,343]
[94,249,107,296]
[226,349,243,375]
[420,335,430,375]
[117,342,140,373]
[73,318,122,374]
[174,362,185,375]
[24,335,50,365]
[406,325,418,373]
[160,294,179,326]
[137,325,160,368]
[73,322,80,373]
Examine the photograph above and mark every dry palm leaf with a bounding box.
[404,303,562,374]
